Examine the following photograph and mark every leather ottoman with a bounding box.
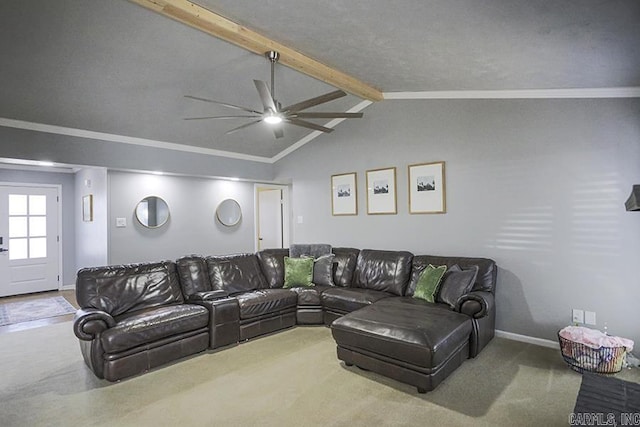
[331,297,473,393]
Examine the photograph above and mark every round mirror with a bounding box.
[135,196,170,228]
[216,199,242,227]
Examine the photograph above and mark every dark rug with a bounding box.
[0,296,76,326]
[572,373,640,425]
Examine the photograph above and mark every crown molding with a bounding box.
[0,117,272,164]
[383,87,640,100]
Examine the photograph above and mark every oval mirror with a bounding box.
[216,199,242,227]
[135,196,170,228]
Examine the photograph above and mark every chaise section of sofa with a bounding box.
[73,261,210,381]
[407,255,497,357]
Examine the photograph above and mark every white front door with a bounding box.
[257,189,283,250]
[0,185,60,297]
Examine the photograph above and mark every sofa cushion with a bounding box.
[176,255,211,297]
[288,285,332,306]
[408,255,496,294]
[413,264,447,303]
[437,265,479,309]
[352,249,414,296]
[283,256,314,288]
[313,254,336,286]
[332,247,359,287]
[257,249,289,288]
[331,297,472,369]
[321,287,393,313]
[235,289,298,320]
[76,261,184,317]
[206,254,268,294]
[101,304,209,353]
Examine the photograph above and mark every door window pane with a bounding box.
[29,217,47,237]
[29,195,46,215]
[9,194,27,215]
[9,217,27,238]
[29,237,47,258]
[9,238,28,260]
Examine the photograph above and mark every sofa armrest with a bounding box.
[187,290,229,302]
[455,291,494,319]
[73,308,116,340]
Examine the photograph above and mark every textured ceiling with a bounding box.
[0,0,638,160]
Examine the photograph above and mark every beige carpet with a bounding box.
[1,322,639,427]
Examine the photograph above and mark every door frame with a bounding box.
[0,181,63,292]
[254,184,290,252]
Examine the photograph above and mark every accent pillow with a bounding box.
[412,264,447,303]
[283,256,315,288]
[313,254,336,286]
[437,264,479,308]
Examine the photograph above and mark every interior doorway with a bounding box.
[0,184,61,297]
[255,184,290,251]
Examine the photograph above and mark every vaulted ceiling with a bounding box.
[0,0,638,161]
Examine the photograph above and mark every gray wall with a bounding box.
[0,126,274,181]
[0,168,76,287]
[75,168,108,270]
[273,98,640,345]
[108,171,256,264]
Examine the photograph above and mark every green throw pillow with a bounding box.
[283,256,315,288]
[413,264,447,303]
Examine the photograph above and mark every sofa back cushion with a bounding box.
[331,247,359,287]
[206,253,269,294]
[257,248,289,288]
[176,255,211,297]
[76,261,184,317]
[353,249,414,296]
[407,255,497,295]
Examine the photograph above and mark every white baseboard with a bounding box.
[495,329,559,349]
[60,284,75,291]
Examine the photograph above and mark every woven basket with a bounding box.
[558,331,626,374]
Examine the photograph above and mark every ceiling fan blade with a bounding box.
[184,115,260,120]
[291,112,363,119]
[224,119,263,135]
[285,118,334,133]
[253,80,278,112]
[184,95,262,115]
[273,125,284,139]
[282,90,347,113]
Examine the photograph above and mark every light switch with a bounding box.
[116,217,127,227]
[297,216,303,224]
[572,309,584,324]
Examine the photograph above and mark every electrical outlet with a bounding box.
[585,311,596,325]
[572,309,584,324]
[116,217,127,228]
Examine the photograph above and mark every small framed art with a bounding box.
[366,167,397,215]
[408,161,446,214]
[331,172,357,216]
[82,194,93,222]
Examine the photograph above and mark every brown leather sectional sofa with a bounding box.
[73,247,496,392]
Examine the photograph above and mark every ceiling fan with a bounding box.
[183,51,363,139]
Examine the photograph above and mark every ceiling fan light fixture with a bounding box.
[263,110,283,124]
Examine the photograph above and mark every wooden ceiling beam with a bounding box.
[129,0,384,102]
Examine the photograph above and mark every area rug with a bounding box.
[0,296,76,326]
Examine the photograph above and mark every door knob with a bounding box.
[0,248,8,252]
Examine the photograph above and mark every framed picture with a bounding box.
[331,172,358,216]
[82,194,93,222]
[366,167,397,215]
[408,161,446,214]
